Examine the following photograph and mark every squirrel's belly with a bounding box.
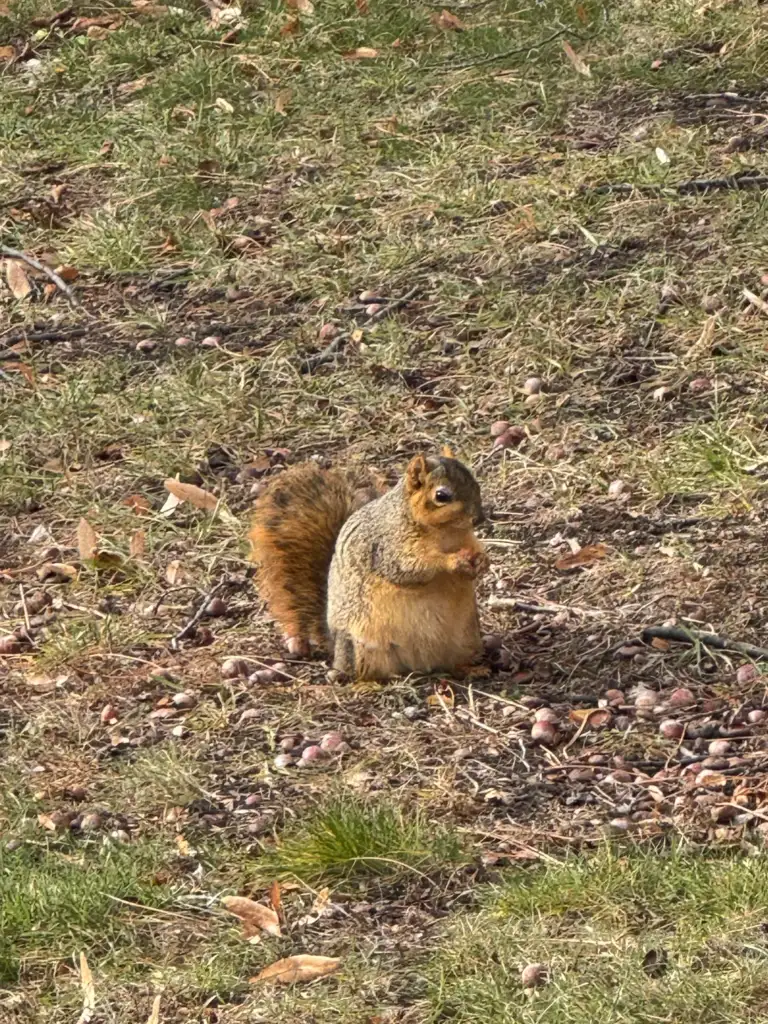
[354,576,480,673]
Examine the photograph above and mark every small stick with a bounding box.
[367,284,419,323]
[0,327,87,350]
[430,27,568,71]
[641,625,768,662]
[300,332,349,374]
[18,584,31,634]
[488,596,606,618]
[584,174,768,197]
[171,580,227,649]
[0,245,80,306]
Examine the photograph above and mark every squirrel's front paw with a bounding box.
[452,548,488,578]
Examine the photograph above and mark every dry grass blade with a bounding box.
[145,994,161,1024]
[561,39,591,76]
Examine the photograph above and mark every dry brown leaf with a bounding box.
[222,895,282,938]
[575,2,589,22]
[280,15,300,35]
[79,951,96,1021]
[77,519,99,561]
[252,954,340,984]
[355,0,369,12]
[50,183,67,204]
[269,879,282,913]
[285,0,313,12]
[274,88,292,115]
[54,264,79,282]
[650,637,670,651]
[569,707,612,728]
[117,76,149,96]
[432,8,466,30]
[562,40,591,77]
[165,559,182,584]
[0,45,16,61]
[164,478,218,511]
[6,260,32,300]
[145,995,161,1024]
[4,362,35,385]
[123,493,152,515]
[554,543,609,571]
[129,530,146,559]
[344,46,379,59]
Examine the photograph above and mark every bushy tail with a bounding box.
[248,463,386,655]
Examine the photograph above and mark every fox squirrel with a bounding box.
[248,449,488,680]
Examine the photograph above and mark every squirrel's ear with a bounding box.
[406,454,428,492]
[441,444,455,459]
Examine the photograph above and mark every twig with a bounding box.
[18,584,31,634]
[300,332,349,374]
[743,288,768,316]
[367,284,420,323]
[429,27,568,71]
[488,596,606,618]
[170,580,228,649]
[0,245,80,306]
[584,174,768,197]
[641,625,768,662]
[0,327,87,350]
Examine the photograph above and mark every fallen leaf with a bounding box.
[223,895,282,938]
[562,40,591,77]
[427,681,454,709]
[122,493,152,515]
[655,146,670,164]
[165,559,182,584]
[274,88,292,115]
[129,530,146,558]
[344,46,379,59]
[215,97,234,114]
[554,543,609,571]
[145,995,162,1024]
[79,951,96,1018]
[252,954,340,984]
[37,562,78,581]
[575,2,589,22]
[296,886,332,926]
[569,708,612,728]
[280,14,300,34]
[6,260,32,300]
[269,879,282,913]
[4,361,36,385]
[285,0,313,11]
[432,8,466,30]
[54,264,79,282]
[0,45,16,61]
[164,479,219,511]
[77,519,99,561]
[117,76,149,95]
[650,637,670,651]
[355,0,369,11]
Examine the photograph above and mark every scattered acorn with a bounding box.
[533,707,559,724]
[200,335,221,348]
[531,721,559,746]
[748,709,767,724]
[365,303,383,316]
[483,633,503,653]
[659,719,684,740]
[100,704,118,725]
[523,376,541,396]
[489,420,510,438]
[300,744,328,764]
[205,596,228,617]
[318,323,338,341]
[689,377,712,394]
[221,657,250,679]
[174,336,193,348]
[172,691,196,709]
[607,479,626,499]
[708,739,731,757]
[359,289,386,303]
[521,963,549,989]
[494,425,526,449]
[79,812,102,832]
[135,338,157,353]
[604,689,625,706]
[667,687,695,708]
[634,687,657,709]
[273,753,295,769]
[737,664,759,685]
[320,731,345,752]
[701,293,723,313]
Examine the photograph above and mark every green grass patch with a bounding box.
[430,844,768,1024]
[259,795,467,886]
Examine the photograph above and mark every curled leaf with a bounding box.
[344,46,378,59]
[562,40,591,76]
[222,895,282,938]
[164,479,218,511]
[252,954,340,984]
[6,260,32,300]
[432,8,466,30]
[554,543,609,571]
[77,518,99,561]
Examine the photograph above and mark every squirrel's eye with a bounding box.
[434,487,453,504]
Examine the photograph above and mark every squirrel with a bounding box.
[248,448,488,680]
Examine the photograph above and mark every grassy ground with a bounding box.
[3,0,768,1019]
